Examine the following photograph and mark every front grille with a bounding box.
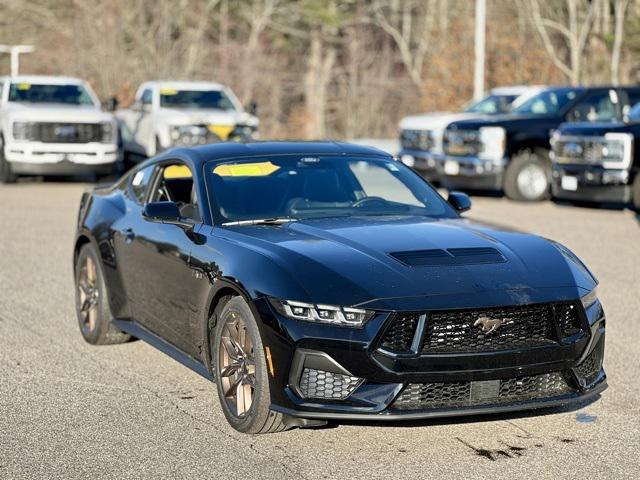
[19,122,103,143]
[401,129,433,151]
[392,371,574,410]
[443,129,481,156]
[379,313,419,352]
[420,303,578,354]
[298,368,362,400]
[574,338,604,385]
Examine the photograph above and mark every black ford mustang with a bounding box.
[73,141,606,433]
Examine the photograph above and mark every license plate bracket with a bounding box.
[444,160,460,175]
[561,175,578,191]
[470,379,500,401]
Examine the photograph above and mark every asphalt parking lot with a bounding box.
[1,181,639,479]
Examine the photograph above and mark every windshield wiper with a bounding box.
[222,217,295,226]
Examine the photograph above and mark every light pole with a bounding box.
[0,45,35,76]
[473,0,486,100]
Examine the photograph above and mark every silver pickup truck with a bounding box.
[0,75,119,183]
[116,80,258,157]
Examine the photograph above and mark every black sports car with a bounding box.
[73,141,606,433]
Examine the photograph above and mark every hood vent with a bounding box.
[390,247,506,267]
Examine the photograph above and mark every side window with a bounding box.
[128,165,155,204]
[149,162,201,222]
[569,91,618,122]
[140,89,152,105]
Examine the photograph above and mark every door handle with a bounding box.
[121,228,136,243]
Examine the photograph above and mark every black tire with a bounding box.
[503,149,551,202]
[0,134,17,184]
[211,296,288,434]
[632,173,640,212]
[74,243,130,345]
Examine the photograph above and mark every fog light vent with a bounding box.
[299,368,362,400]
[574,338,604,386]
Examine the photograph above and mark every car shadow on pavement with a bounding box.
[322,394,601,431]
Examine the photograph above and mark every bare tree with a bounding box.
[611,0,630,85]
[529,0,598,84]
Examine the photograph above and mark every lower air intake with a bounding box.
[392,371,574,410]
[298,368,363,400]
[574,338,604,385]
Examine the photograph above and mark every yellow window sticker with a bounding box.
[160,88,178,95]
[17,83,31,90]
[213,162,280,177]
[163,165,192,179]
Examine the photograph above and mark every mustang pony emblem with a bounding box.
[474,316,505,334]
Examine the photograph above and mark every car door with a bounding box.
[114,160,202,355]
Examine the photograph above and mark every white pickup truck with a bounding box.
[0,75,119,183]
[116,81,259,157]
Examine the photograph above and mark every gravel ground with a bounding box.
[1,181,639,479]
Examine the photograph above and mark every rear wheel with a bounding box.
[503,149,551,202]
[74,243,130,345]
[211,296,287,434]
[632,173,640,212]
[0,134,17,184]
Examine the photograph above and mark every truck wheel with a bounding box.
[211,296,288,434]
[0,135,17,184]
[632,174,640,212]
[74,243,130,345]
[503,149,551,202]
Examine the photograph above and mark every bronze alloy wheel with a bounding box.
[77,255,99,335]
[218,311,257,418]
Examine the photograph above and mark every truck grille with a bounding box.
[553,136,626,167]
[443,129,480,156]
[392,371,574,410]
[378,302,584,354]
[401,129,434,151]
[17,122,103,143]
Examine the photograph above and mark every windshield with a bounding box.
[160,89,236,110]
[512,89,580,115]
[465,94,518,114]
[8,83,96,106]
[206,155,456,224]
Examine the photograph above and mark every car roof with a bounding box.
[157,141,392,168]
[0,75,87,85]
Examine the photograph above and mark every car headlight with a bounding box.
[580,287,598,309]
[12,121,29,140]
[269,299,374,327]
[478,126,506,162]
[101,122,116,143]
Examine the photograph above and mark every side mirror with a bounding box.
[447,191,472,213]
[102,97,118,112]
[143,201,191,228]
[246,101,258,116]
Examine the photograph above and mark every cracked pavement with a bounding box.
[1,182,639,479]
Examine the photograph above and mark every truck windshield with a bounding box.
[8,83,96,106]
[205,155,456,224]
[160,89,236,110]
[628,103,640,121]
[512,89,580,115]
[465,94,517,114]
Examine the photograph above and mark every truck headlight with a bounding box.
[12,121,29,140]
[478,126,506,162]
[101,122,116,143]
[269,299,374,327]
[602,132,633,169]
[170,125,211,146]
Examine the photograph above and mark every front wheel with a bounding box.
[503,149,551,202]
[211,296,288,434]
[0,135,17,184]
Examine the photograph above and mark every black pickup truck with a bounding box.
[551,106,640,210]
[438,86,640,201]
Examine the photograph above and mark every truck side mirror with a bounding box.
[246,101,258,116]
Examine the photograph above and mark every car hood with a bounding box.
[154,107,258,126]
[447,113,554,131]
[221,215,596,310]
[399,112,478,131]
[557,121,632,137]
[3,103,114,123]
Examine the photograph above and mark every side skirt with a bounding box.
[113,319,213,382]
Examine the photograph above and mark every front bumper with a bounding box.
[5,141,119,174]
[398,149,440,182]
[437,154,505,191]
[552,164,633,204]
[256,296,606,422]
